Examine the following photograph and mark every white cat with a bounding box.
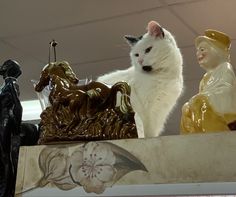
[97,21,183,138]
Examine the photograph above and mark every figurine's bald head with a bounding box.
[0,60,22,79]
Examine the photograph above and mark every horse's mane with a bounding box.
[43,61,78,84]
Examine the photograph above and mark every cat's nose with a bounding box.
[138,59,144,65]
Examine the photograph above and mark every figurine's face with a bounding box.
[0,64,7,74]
[196,41,223,71]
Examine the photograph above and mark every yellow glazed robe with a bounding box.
[181,62,236,133]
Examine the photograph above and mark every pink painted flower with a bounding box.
[70,142,117,194]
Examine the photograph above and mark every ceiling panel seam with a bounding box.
[72,55,129,67]
[1,5,167,40]
[160,0,205,36]
[1,39,46,64]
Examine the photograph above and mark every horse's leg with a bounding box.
[65,93,85,131]
[51,93,65,126]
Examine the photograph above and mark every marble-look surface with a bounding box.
[15,132,236,196]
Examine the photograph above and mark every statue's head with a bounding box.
[195,30,231,71]
[0,59,22,79]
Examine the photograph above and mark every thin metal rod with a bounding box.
[48,39,58,64]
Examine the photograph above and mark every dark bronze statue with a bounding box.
[0,60,22,197]
[0,60,40,197]
[35,61,138,144]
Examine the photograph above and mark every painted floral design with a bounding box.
[38,147,77,190]
[69,142,117,194]
[31,141,147,195]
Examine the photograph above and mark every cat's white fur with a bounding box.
[97,21,183,138]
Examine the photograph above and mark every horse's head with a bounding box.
[59,61,79,84]
[35,61,79,92]
[34,63,52,92]
[0,59,22,79]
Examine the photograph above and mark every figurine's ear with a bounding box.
[124,35,139,46]
[147,21,164,38]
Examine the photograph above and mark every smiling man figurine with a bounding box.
[181,29,236,133]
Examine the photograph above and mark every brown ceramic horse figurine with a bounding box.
[35,61,107,129]
[35,61,80,104]
[35,61,133,131]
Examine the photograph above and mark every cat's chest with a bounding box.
[130,76,165,106]
[133,73,166,91]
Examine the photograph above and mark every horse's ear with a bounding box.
[61,61,70,66]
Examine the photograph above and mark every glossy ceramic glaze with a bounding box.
[181,30,236,134]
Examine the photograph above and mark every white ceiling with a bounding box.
[0,0,236,135]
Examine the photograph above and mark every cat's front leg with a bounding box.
[140,104,168,138]
[142,116,164,138]
[134,113,145,138]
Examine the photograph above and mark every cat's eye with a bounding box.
[134,53,139,57]
[145,46,152,54]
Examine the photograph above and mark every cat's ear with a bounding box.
[124,35,138,46]
[147,21,164,38]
